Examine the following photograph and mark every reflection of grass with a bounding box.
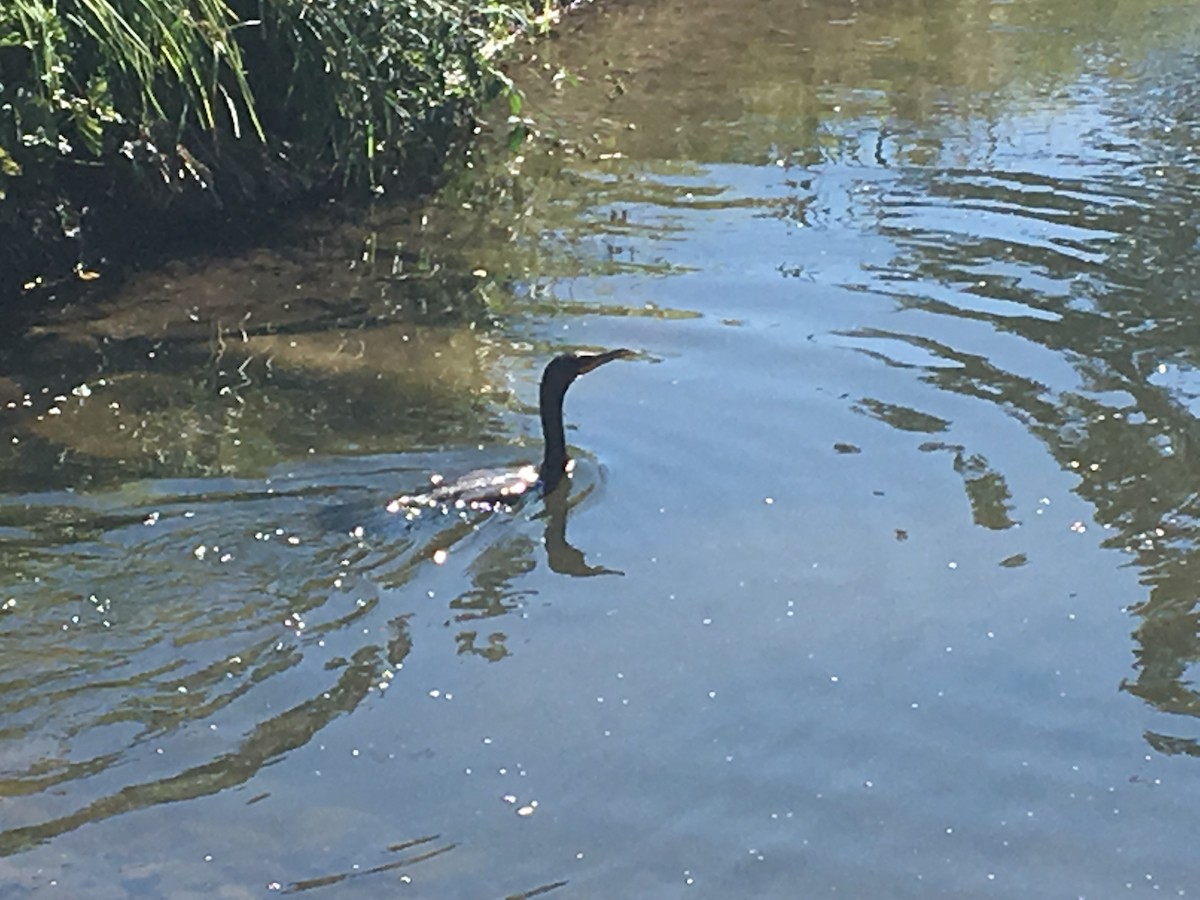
[18,324,504,484]
[0,644,386,856]
[509,296,702,321]
[853,397,950,434]
[284,834,458,894]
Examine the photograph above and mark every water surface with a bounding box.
[3,0,1200,896]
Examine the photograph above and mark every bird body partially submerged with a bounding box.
[386,349,633,517]
[386,463,540,516]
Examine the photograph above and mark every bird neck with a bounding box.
[539,378,569,493]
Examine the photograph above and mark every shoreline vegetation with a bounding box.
[0,0,577,305]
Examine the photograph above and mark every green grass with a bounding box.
[0,0,549,293]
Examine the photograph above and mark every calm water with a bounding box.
[4,0,1200,896]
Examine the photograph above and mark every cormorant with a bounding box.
[386,349,634,516]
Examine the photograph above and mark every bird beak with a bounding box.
[577,348,635,374]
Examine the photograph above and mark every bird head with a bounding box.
[542,348,635,391]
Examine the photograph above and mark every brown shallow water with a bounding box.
[4,0,1200,896]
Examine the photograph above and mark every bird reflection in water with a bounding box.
[538,474,622,577]
[448,476,619,663]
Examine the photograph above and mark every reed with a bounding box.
[0,0,545,292]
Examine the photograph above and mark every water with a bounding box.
[3,0,1200,895]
